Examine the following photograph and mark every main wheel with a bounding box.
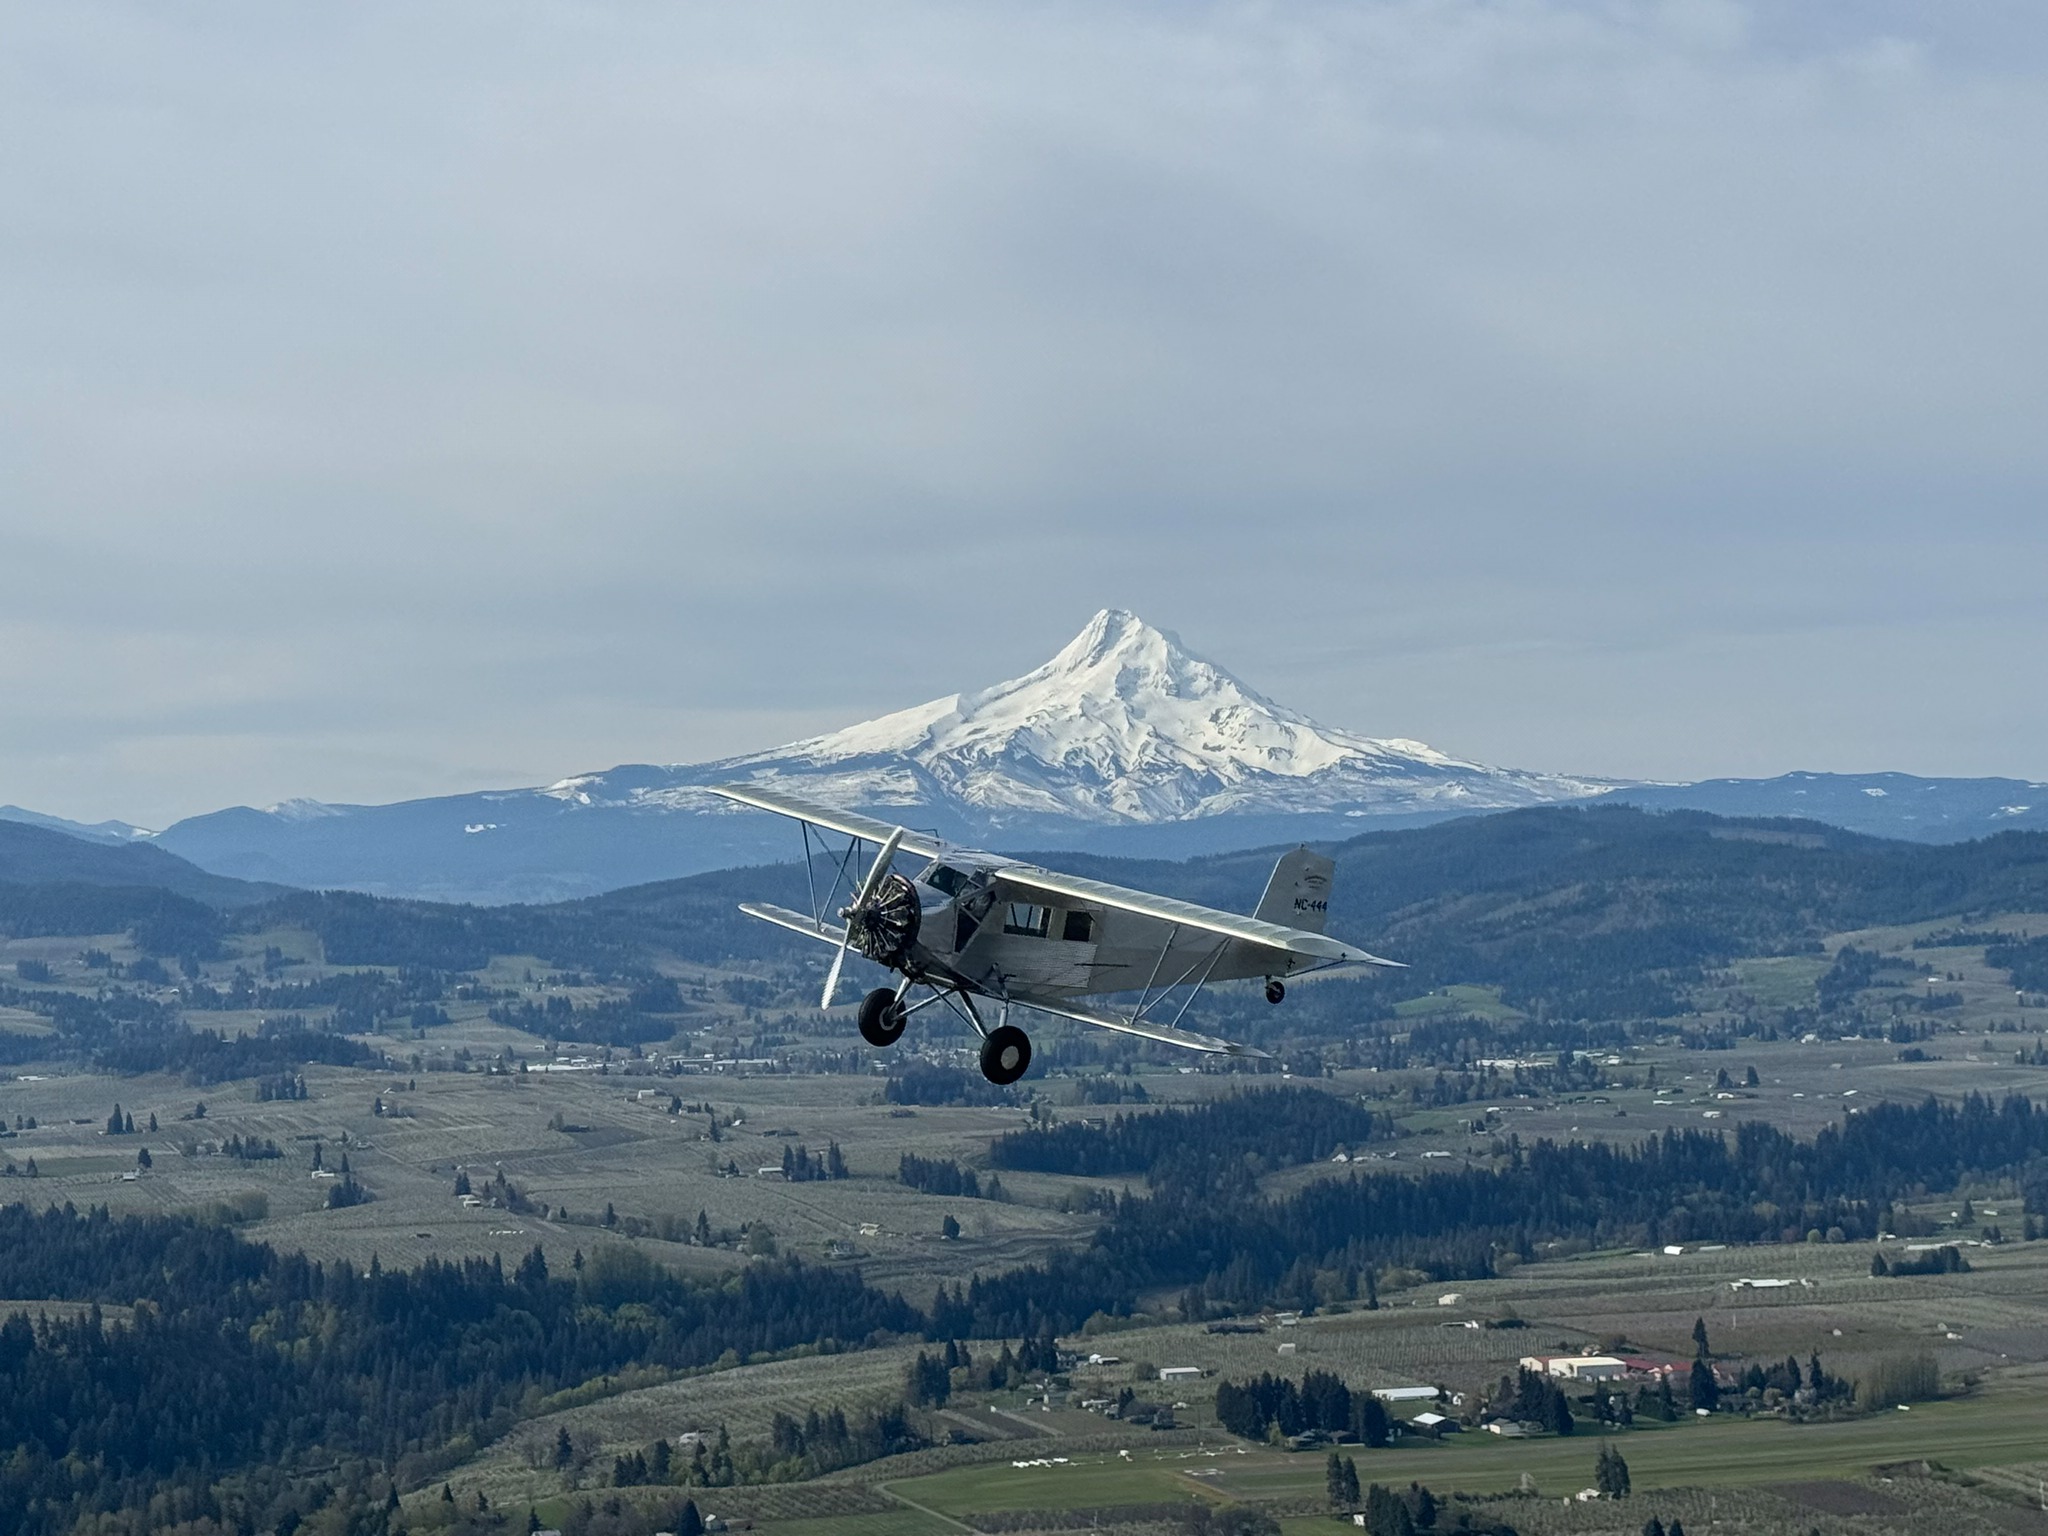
[1265,980,1286,1005]
[978,1024,1032,1085]
[857,987,907,1048]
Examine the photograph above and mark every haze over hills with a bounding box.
[0,804,156,846]
[2,609,2041,904]
[0,817,278,907]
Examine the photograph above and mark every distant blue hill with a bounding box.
[0,817,278,907]
[1603,772,2047,842]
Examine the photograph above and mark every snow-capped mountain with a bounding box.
[599,608,1612,826]
[113,609,2047,904]
[139,611,1607,901]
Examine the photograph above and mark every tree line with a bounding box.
[988,1087,1376,1191]
[0,1203,919,1536]
[931,1092,2048,1336]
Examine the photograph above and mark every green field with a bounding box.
[889,1384,2048,1516]
[769,1513,955,1536]
[1392,985,1521,1022]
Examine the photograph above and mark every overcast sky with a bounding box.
[4,1,2045,827]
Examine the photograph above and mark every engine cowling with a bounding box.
[847,870,921,966]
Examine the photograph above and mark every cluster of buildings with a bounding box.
[1517,1352,1683,1382]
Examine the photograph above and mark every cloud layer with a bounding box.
[4,2,2045,824]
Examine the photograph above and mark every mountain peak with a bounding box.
[1047,608,1181,671]
[701,610,1609,824]
[1023,608,1259,708]
[988,608,1260,713]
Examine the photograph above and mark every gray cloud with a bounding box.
[3,1,2045,825]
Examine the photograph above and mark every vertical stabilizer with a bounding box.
[1254,847,1334,933]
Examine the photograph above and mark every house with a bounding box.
[1411,1412,1458,1434]
[1620,1356,1682,1378]
[1484,1421,1531,1437]
[1548,1356,1625,1383]
[1437,1293,1462,1306]
[1158,1366,1203,1383]
[1277,1342,1298,1356]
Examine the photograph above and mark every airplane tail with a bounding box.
[1254,847,1334,933]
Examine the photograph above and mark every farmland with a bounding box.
[5,845,2048,1533]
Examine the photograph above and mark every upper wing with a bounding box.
[991,862,1401,968]
[708,783,943,862]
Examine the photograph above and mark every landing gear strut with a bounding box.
[1265,979,1286,1005]
[979,1024,1032,1085]
[857,987,907,1047]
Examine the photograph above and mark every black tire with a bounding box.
[979,1024,1032,1085]
[1265,980,1286,1005]
[857,987,907,1048]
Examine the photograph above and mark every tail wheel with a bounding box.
[857,987,907,1048]
[1265,980,1286,1005]
[979,1024,1032,1085]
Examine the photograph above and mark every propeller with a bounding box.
[822,827,905,1008]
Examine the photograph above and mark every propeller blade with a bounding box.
[849,827,905,912]
[825,826,906,1010]
[821,937,850,1009]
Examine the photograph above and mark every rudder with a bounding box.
[1254,847,1334,933]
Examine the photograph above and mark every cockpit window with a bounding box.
[921,862,969,898]
[1003,903,1052,938]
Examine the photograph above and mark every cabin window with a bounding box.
[922,863,969,898]
[1062,910,1095,943]
[1003,903,1052,938]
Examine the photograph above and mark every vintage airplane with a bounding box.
[708,783,1400,1084]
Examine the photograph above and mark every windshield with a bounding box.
[919,862,969,898]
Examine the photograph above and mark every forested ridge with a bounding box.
[1029,807,2048,1023]
[0,1206,917,1536]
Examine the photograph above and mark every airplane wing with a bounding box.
[1008,991,1271,1058]
[989,863,1402,968]
[708,783,944,861]
[737,902,848,947]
